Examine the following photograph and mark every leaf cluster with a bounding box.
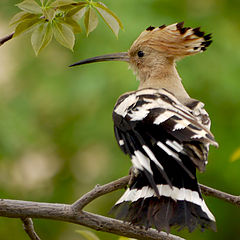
[10,0,123,55]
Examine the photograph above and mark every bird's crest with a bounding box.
[131,22,212,58]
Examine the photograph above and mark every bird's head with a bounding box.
[70,22,212,83]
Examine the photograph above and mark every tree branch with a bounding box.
[200,184,240,206]
[0,32,14,46]
[72,175,130,211]
[0,175,239,240]
[73,175,240,211]
[0,199,183,240]
[21,218,41,240]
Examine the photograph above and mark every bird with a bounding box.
[70,22,218,233]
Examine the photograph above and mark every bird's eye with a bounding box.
[137,51,144,58]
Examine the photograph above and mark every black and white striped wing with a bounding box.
[113,88,217,178]
[112,88,217,231]
[186,100,212,130]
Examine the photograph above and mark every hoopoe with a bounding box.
[70,22,218,232]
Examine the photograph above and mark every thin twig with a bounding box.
[0,32,14,46]
[21,218,41,240]
[72,175,130,211]
[72,174,240,211]
[200,184,240,206]
[0,199,183,240]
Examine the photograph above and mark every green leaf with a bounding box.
[64,17,81,33]
[13,17,42,37]
[31,21,53,55]
[84,7,98,36]
[53,20,75,50]
[93,2,123,37]
[39,0,50,5]
[230,147,240,162]
[72,7,87,21]
[65,4,87,18]
[9,11,36,26]
[76,230,100,240]
[16,0,42,14]
[43,7,55,21]
[50,0,76,8]
[45,0,53,6]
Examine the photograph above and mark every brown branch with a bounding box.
[0,175,239,240]
[72,175,130,211]
[200,184,240,206]
[21,218,41,240]
[73,175,240,211]
[0,199,183,240]
[0,32,14,46]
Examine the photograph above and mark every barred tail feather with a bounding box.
[112,172,216,232]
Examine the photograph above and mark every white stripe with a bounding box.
[114,94,136,117]
[173,123,186,131]
[173,119,190,131]
[157,142,181,161]
[142,145,164,170]
[153,111,175,124]
[134,150,153,174]
[131,155,143,171]
[166,140,183,153]
[191,130,207,139]
[129,101,160,121]
[201,200,215,221]
[191,134,202,139]
[129,108,149,121]
[138,186,149,199]
[116,185,215,221]
[115,188,131,205]
[131,189,143,202]
[119,140,124,146]
[143,186,155,199]
[171,185,183,201]
[136,89,157,96]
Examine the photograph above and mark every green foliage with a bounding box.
[53,20,75,50]
[1,0,240,240]
[84,6,98,36]
[230,147,240,162]
[10,0,123,55]
[16,0,42,14]
[118,237,136,240]
[31,20,53,54]
[76,229,100,240]
[93,2,123,37]
[76,230,136,240]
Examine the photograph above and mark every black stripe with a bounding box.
[112,197,216,232]
[185,100,200,109]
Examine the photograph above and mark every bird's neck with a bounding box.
[138,60,190,101]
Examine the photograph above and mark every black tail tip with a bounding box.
[111,197,216,233]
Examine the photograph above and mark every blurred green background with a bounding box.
[0,0,240,239]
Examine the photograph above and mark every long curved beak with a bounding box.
[69,52,129,67]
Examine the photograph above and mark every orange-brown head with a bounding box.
[127,22,212,82]
[70,22,212,100]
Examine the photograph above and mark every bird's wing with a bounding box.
[185,99,211,130]
[113,88,218,189]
